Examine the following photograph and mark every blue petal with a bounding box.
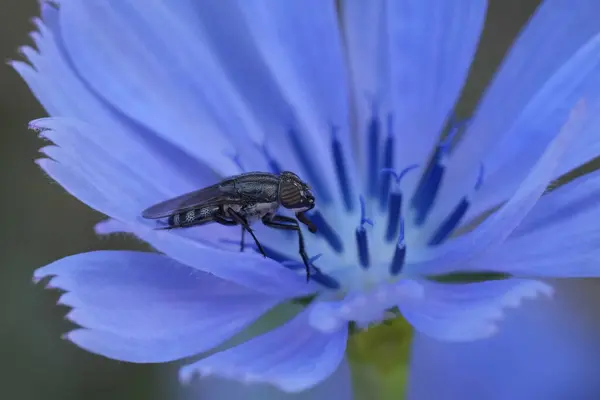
[183,359,352,400]
[475,169,600,277]
[12,4,219,191]
[34,251,282,363]
[56,0,246,173]
[435,0,600,230]
[34,118,250,250]
[398,279,552,341]
[95,220,319,298]
[411,101,586,275]
[407,279,600,399]
[341,0,486,189]
[55,0,352,201]
[236,0,357,200]
[179,306,348,393]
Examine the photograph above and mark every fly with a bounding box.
[141,171,319,281]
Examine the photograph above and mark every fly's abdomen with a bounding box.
[167,206,219,228]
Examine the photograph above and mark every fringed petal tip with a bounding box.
[31,251,283,363]
[28,117,79,135]
[32,262,61,285]
[178,360,330,394]
[28,118,51,134]
[179,366,296,393]
[400,279,554,342]
[458,280,554,341]
[498,280,554,309]
[94,219,128,236]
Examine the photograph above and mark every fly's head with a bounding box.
[278,171,315,213]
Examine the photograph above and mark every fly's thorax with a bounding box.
[278,171,315,212]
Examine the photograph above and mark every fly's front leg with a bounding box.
[262,214,312,281]
[226,207,266,258]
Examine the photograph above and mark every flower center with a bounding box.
[242,109,483,294]
[291,110,482,291]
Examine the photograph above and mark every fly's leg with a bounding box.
[262,214,312,281]
[214,214,247,253]
[213,214,237,226]
[241,227,246,252]
[226,208,266,258]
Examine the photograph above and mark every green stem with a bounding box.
[346,317,413,399]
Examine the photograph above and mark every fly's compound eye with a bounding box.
[279,178,305,209]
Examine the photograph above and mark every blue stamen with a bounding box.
[410,116,468,224]
[381,165,418,242]
[428,164,483,246]
[281,253,323,270]
[378,114,395,210]
[229,242,340,289]
[356,227,370,269]
[385,192,403,242]
[475,163,485,191]
[390,219,406,275]
[356,196,372,269]
[367,106,380,197]
[310,267,341,289]
[411,148,445,226]
[309,211,344,253]
[428,198,469,246]
[258,143,281,174]
[442,114,469,153]
[288,127,332,203]
[331,126,353,211]
[359,196,374,227]
[280,253,340,289]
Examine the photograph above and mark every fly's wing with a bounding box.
[141,183,237,219]
[142,173,280,219]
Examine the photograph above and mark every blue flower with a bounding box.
[14,0,600,397]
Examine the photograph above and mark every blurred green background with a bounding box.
[0,1,177,399]
[2,0,600,399]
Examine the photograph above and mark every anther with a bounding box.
[385,192,403,242]
[310,269,341,290]
[411,116,469,226]
[428,163,484,246]
[359,196,374,227]
[331,126,354,211]
[308,211,344,253]
[390,218,406,275]
[427,198,469,246]
[412,147,446,226]
[356,196,373,269]
[475,163,485,191]
[382,165,418,242]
